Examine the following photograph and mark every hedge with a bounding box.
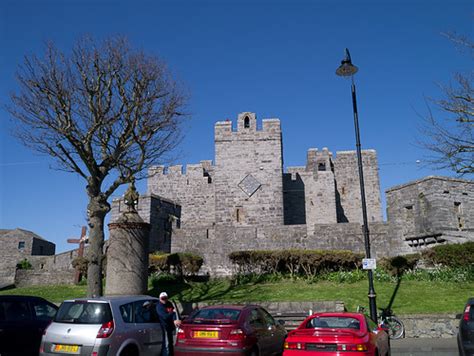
[421,241,474,268]
[229,249,363,278]
[149,252,203,278]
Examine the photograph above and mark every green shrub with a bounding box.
[372,268,396,282]
[149,272,180,289]
[402,266,474,282]
[72,256,89,277]
[378,253,420,276]
[16,258,32,270]
[229,249,363,279]
[232,272,285,285]
[421,242,474,268]
[149,253,170,274]
[173,253,204,277]
[322,269,367,283]
[149,252,203,278]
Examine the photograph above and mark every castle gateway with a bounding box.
[111,112,473,275]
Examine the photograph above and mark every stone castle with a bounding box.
[1,112,472,286]
[111,112,473,275]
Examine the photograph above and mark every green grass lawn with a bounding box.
[1,278,471,314]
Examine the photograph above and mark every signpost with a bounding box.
[362,258,376,270]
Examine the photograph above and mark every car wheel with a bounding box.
[120,345,139,356]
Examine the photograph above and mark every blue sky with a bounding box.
[1,0,472,253]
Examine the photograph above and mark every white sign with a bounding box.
[362,258,376,270]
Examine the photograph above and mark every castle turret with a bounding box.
[333,150,383,224]
[214,112,284,226]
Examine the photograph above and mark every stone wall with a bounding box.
[147,161,215,228]
[15,269,75,287]
[0,256,19,287]
[174,300,345,321]
[21,248,80,272]
[139,113,387,262]
[0,229,56,287]
[283,170,307,225]
[333,150,383,224]
[112,194,181,252]
[386,176,474,252]
[401,314,459,338]
[171,222,391,275]
[214,113,284,226]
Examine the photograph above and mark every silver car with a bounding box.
[40,295,163,356]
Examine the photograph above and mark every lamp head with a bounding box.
[336,48,358,77]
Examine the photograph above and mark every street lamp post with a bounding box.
[336,48,377,322]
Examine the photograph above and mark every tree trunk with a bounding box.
[86,195,110,297]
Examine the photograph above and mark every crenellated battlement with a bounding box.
[214,112,281,141]
[306,147,333,173]
[148,111,382,237]
[148,160,214,179]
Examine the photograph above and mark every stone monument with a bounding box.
[105,180,150,295]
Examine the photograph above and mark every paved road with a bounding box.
[391,337,458,356]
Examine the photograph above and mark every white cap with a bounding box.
[159,292,168,299]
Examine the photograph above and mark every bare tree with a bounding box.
[418,33,473,176]
[8,36,187,296]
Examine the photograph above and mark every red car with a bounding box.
[175,304,287,356]
[283,312,390,356]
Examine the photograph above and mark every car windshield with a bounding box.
[306,316,361,330]
[190,308,241,323]
[55,301,112,324]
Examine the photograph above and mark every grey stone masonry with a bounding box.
[0,229,56,287]
[171,223,391,276]
[142,112,384,256]
[4,112,473,287]
[112,194,180,252]
[105,211,150,296]
[386,176,474,252]
[400,313,459,338]
[147,162,214,228]
[214,113,284,226]
[333,150,383,224]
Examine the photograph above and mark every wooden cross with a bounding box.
[67,226,87,284]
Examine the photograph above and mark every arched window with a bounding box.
[244,116,250,128]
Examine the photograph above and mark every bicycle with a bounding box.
[356,305,405,339]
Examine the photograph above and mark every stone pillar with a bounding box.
[105,210,150,296]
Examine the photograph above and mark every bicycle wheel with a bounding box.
[384,316,404,339]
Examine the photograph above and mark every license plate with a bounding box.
[193,330,219,338]
[54,344,80,353]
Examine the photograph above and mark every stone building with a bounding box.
[111,112,394,275]
[2,112,472,285]
[0,228,55,286]
[0,228,78,287]
[386,176,474,254]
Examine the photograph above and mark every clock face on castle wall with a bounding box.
[238,174,262,197]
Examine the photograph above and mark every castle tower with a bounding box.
[214,112,284,226]
[333,150,383,224]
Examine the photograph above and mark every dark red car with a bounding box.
[175,304,287,356]
[283,312,390,356]
[458,297,474,356]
